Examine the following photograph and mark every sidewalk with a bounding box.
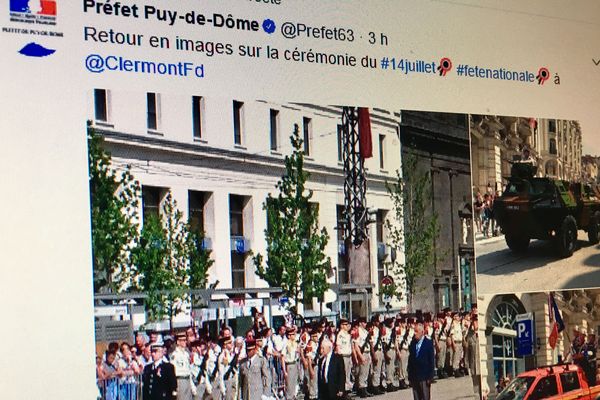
[475,231,505,245]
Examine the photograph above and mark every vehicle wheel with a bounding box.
[588,211,600,245]
[557,215,578,258]
[506,234,530,253]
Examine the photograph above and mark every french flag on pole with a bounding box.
[548,293,565,349]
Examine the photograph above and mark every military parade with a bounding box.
[96,306,480,400]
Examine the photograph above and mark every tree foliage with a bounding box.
[253,125,331,307]
[130,193,214,324]
[384,154,441,308]
[88,124,140,293]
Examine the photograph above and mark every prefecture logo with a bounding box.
[9,0,57,25]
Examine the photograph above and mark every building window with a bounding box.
[229,195,244,237]
[337,125,344,162]
[491,302,525,387]
[188,191,206,235]
[147,93,159,131]
[142,186,163,222]
[303,117,312,156]
[94,89,108,122]
[233,101,244,145]
[270,109,279,151]
[376,210,385,243]
[379,134,386,170]
[192,96,204,139]
[548,120,557,133]
[376,210,386,303]
[549,139,557,155]
[230,252,245,289]
[337,205,349,284]
[230,195,246,288]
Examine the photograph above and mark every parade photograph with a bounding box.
[86,90,480,400]
[477,288,600,400]
[471,116,600,294]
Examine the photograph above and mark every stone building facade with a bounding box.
[470,116,583,195]
[399,111,476,313]
[89,90,404,324]
[582,155,600,184]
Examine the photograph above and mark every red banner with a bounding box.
[358,107,373,159]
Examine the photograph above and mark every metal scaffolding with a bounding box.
[341,106,369,246]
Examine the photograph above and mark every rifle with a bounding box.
[399,329,410,351]
[374,329,383,353]
[223,351,240,381]
[314,332,325,364]
[384,327,396,353]
[360,331,372,354]
[384,328,396,361]
[195,354,208,384]
[210,356,220,380]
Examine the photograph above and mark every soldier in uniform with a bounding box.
[397,318,413,390]
[239,339,269,400]
[442,309,453,378]
[282,327,300,400]
[142,344,178,400]
[335,319,354,396]
[370,316,385,395]
[382,318,398,392]
[206,338,221,400]
[465,315,480,396]
[431,314,443,379]
[171,332,194,400]
[300,329,319,400]
[353,318,372,398]
[218,337,239,400]
[450,312,464,378]
[190,340,209,400]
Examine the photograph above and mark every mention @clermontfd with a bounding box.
[85,54,205,78]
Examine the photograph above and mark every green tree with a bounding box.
[88,124,140,293]
[253,125,331,310]
[131,192,213,327]
[384,154,441,309]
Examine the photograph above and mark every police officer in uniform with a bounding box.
[171,332,193,400]
[336,319,354,396]
[143,344,178,400]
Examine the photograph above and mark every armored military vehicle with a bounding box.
[493,163,600,258]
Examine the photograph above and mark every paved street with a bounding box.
[476,231,600,294]
[370,376,479,400]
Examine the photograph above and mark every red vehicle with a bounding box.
[497,364,600,400]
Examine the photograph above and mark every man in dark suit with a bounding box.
[407,323,435,400]
[142,344,178,400]
[317,339,345,400]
